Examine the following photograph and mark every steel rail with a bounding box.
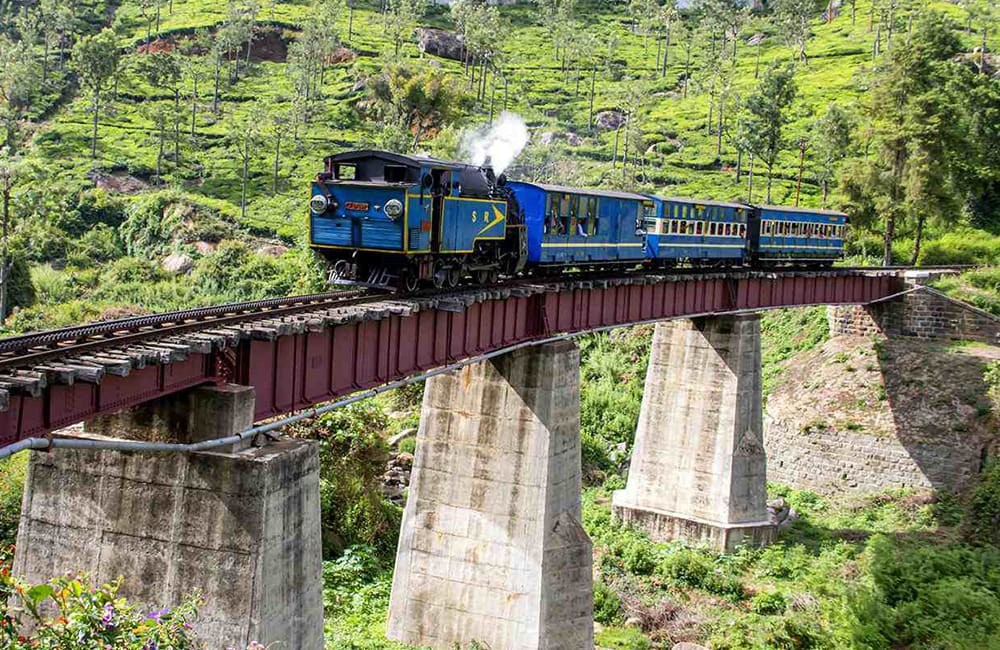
[0,289,377,371]
[0,265,927,373]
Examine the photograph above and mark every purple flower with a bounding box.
[145,606,171,623]
[100,603,115,629]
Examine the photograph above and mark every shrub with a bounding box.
[0,456,26,548]
[101,256,165,286]
[0,548,204,649]
[751,590,788,615]
[293,402,402,560]
[918,230,1000,266]
[3,256,35,314]
[709,612,829,650]
[657,548,745,600]
[966,460,1000,546]
[593,579,622,624]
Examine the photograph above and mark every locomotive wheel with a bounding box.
[446,267,462,288]
[474,269,491,285]
[402,274,419,292]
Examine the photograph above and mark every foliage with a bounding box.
[578,326,651,477]
[966,460,1000,546]
[931,265,1000,317]
[295,402,402,560]
[593,578,622,624]
[741,62,797,202]
[0,549,204,649]
[0,455,25,549]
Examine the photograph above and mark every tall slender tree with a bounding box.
[72,28,120,160]
[741,62,797,202]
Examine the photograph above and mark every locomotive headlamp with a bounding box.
[384,199,403,220]
[309,194,329,214]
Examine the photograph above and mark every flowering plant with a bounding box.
[0,546,202,648]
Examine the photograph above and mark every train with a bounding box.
[308,150,847,290]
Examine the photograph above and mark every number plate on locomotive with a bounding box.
[345,202,369,211]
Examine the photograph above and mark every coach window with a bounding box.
[559,194,574,234]
[586,197,599,235]
[695,221,703,235]
[740,224,746,237]
[642,202,658,234]
[722,223,730,236]
[680,221,688,234]
[709,222,716,236]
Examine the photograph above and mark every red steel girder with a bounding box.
[0,272,903,443]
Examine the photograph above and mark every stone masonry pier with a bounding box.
[613,316,775,552]
[388,341,594,650]
[12,384,324,649]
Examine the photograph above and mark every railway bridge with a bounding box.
[1,268,993,650]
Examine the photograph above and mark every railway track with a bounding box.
[0,265,932,400]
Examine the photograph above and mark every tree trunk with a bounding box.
[852,0,857,26]
[213,55,221,113]
[156,4,161,32]
[754,43,762,78]
[621,113,630,181]
[736,148,743,184]
[588,67,596,131]
[661,21,671,77]
[822,180,829,207]
[882,212,894,266]
[683,43,691,97]
[982,26,989,75]
[91,89,100,159]
[747,154,755,201]
[241,150,249,219]
[174,89,181,163]
[715,95,724,159]
[612,123,621,168]
[191,76,198,137]
[348,1,354,43]
[0,178,9,323]
[156,115,165,183]
[273,131,281,195]
[910,213,925,265]
[707,84,714,134]
[766,164,773,203]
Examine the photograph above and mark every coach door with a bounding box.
[428,169,450,254]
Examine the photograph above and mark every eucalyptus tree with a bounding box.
[227,102,267,219]
[136,50,182,181]
[0,35,40,152]
[811,103,853,206]
[72,28,121,160]
[385,0,426,57]
[741,62,797,202]
[658,0,678,77]
[774,0,815,63]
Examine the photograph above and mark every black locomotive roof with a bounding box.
[326,150,464,170]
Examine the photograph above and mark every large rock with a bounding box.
[416,27,465,61]
[594,110,625,131]
[162,252,193,274]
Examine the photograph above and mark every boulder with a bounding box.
[539,131,556,146]
[595,110,625,131]
[257,244,289,258]
[416,28,465,61]
[193,241,217,255]
[566,132,583,146]
[161,252,193,274]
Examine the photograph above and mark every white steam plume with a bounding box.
[459,112,529,175]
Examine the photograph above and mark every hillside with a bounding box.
[1,0,998,333]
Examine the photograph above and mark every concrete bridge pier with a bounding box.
[388,341,594,650]
[613,316,776,553]
[11,384,324,649]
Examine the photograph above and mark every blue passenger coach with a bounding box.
[644,197,750,265]
[753,205,847,266]
[506,182,649,266]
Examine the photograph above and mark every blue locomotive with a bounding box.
[308,150,847,289]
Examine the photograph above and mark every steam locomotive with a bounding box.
[308,150,847,290]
